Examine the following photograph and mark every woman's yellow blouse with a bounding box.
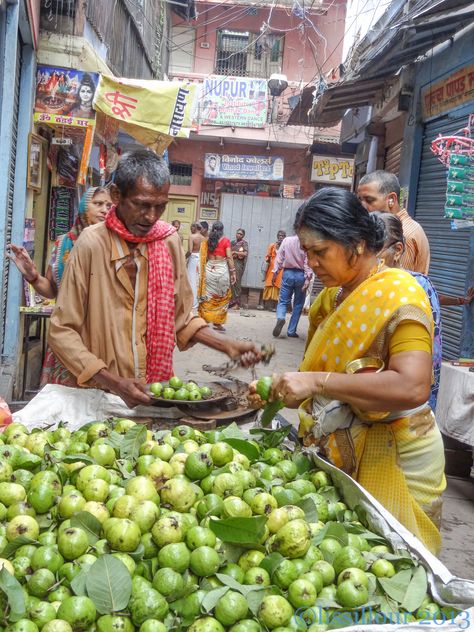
[306,287,432,360]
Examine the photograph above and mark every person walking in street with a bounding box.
[171,219,184,244]
[47,150,260,408]
[263,230,286,311]
[200,220,209,238]
[186,222,205,309]
[357,170,430,274]
[272,234,313,338]
[7,186,113,386]
[198,221,236,331]
[230,228,248,309]
[249,187,445,555]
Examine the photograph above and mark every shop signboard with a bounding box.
[199,76,268,128]
[310,155,354,185]
[204,154,284,181]
[34,65,99,127]
[421,63,474,121]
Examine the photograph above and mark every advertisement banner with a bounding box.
[94,75,198,150]
[200,76,268,128]
[310,155,354,184]
[34,65,99,128]
[204,154,284,181]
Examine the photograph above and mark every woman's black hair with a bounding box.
[294,187,386,256]
[372,211,405,248]
[208,220,224,252]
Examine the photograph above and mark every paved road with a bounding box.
[174,309,474,581]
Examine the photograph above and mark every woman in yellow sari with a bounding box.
[250,188,446,554]
[198,221,236,331]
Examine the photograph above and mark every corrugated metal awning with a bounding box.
[287,0,474,127]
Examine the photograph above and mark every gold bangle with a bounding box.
[320,372,332,398]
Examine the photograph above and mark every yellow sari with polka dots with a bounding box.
[298,268,446,554]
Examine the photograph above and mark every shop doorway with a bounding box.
[163,196,197,242]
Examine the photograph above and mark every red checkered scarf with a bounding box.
[106,206,176,382]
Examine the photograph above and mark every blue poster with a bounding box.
[204,153,284,181]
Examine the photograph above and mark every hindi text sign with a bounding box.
[204,154,284,181]
[421,64,474,121]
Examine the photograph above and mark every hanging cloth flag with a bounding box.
[94,75,199,152]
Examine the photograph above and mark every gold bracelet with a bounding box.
[320,372,332,398]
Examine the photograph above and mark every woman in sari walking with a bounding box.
[249,188,446,554]
[230,228,248,309]
[198,221,236,331]
[263,230,286,310]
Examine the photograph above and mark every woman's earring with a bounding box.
[357,245,364,255]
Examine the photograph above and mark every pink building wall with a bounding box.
[168,1,347,217]
[173,1,347,82]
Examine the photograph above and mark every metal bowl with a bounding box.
[345,357,385,375]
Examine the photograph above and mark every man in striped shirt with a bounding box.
[358,171,430,274]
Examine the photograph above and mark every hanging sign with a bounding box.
[94,75,198,152]
[199,76,268,128]
[310,155,354,184]
[34,65,99,127]
[204,154,284,181]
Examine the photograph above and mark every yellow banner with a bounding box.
[94,75,198,150]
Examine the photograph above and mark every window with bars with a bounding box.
[215,30,284,78]
[169,163,193,186]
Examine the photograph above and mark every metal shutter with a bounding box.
[0,40,22,352]
[384,139,403,176]
[413,115,471,359]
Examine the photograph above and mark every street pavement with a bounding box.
[174,308,474,581]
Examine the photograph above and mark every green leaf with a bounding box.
[217,542,244,564]
[120,426,147,461]
[115,460,134,480]
[201,586,229,613]
[378,568,412,604]
[292,452,312,474]
[128,543,145,562]
[70,568,89,596]
[259,552,284,578]
[312,522,348,547]
[222,438,260,462]
[215,573,246,592]
[249,425,292,449]
[219,423,247,440]
[0,567,26,622]
[401,565,428,612]
[209,516,267,545]
[70,512,102,545]
[105,431,123,451]
[295,497,318,523]
[260,400,284,427]
[1,536,37,559]
[85,555,132,614]
[14,452,42,471]
[62,454,95,464]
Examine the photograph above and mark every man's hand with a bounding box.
[114,377,152,408]
[464,287,474,305]
[225,339,262,367]
[303,279,310,291]
[272,273,278,286]
[95,369,151,408]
